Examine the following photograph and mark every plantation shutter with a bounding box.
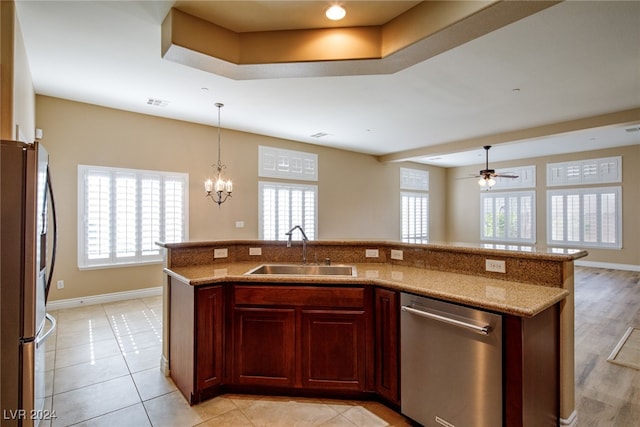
[259,182,317,241]
[78,165,188,268]
[401,192,428,243]
[85,170,111,261]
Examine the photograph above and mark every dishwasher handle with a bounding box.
[401,305,491,335]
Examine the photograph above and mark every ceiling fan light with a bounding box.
[488,178,496,187]
[478,178,487,186]
[325,5,346,20]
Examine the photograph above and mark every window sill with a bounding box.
[78,259,163,271]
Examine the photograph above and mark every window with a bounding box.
[258,145,318,181]
[481,191,535,244]
[401,192,429,243]
[547,156,621,186]
[547,187,621,249]
[491,165,536,189]
[259,182,317,241]
[78,165,188,269]
[258,146,318,241]
[400,168,429,243]
[546,155,622,249]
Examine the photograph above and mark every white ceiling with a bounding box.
[14,1,640,168]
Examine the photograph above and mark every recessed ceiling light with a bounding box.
[325,5,346,21]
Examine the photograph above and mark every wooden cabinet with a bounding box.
[232,307,295,387]
[196,285,224,391]
[301,309,366,390]
[374,288,400,404]
[169,275,560,423]
[230,284,373,392]
[169,279,224,404]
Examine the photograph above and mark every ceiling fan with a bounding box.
[474,145,519,188]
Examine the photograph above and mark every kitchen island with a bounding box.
[158,240,587,426]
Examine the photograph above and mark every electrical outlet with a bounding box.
[485,259,506,273]
[365,270,380,278]
[249,247,262,256]
[391,249,404,260]
[57,280,64,289]
[365,249,379,258]
[214,248,228,258]
[235,221,245,228]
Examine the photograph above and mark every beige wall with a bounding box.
[1,0,35,141]
[446,145,640,267]
[37,95,637,301]
[37,95,443,301]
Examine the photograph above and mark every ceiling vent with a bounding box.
[146,98,169,107]
[624,126,640,133]
[310,132,328,138]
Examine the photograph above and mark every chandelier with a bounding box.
[204,102,232,206]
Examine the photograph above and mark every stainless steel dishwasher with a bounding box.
[400,293,502,427]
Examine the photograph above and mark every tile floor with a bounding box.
[43,296,411,427]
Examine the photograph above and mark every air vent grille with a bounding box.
[624,126,640,133]
[146,98,169,107]
[310,132,328,138]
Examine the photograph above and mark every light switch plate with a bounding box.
[485,259,506,273]
[391,249,403,260]
[214,248,228,258]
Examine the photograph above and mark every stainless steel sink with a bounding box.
[246,264,357,277]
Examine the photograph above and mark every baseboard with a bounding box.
[47,286,163,311]
[575,260,640,272]
[160,355,170,377]
[560,410,578,427]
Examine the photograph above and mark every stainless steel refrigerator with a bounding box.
[1,140,57,427]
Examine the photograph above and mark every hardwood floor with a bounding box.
[574,266,640,426]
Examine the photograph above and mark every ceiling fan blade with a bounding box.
[495,174,519,179]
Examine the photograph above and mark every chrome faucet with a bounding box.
[285,225,309,264]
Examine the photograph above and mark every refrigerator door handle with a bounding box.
[35,313,56,347]
[45,165,57,301]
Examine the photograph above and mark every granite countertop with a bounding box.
[158,239,588,262]
[165,262,569,318]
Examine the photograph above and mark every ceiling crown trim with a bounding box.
[161,1,559,80]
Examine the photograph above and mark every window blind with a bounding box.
[547,156,621,186]
[259,181,317,241]
[258,146,318,181]
[547,187,621,248]
[480,191,535,244]
[78,165,188,269]
[401,192,429,243]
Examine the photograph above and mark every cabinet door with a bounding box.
[232,307,296,387]
[374,288,400,404]
[300,309,366,391]
[196,285,224,391]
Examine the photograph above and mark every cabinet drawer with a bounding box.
[234,285,365,308]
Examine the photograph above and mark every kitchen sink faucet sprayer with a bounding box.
[285,225,309,264]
